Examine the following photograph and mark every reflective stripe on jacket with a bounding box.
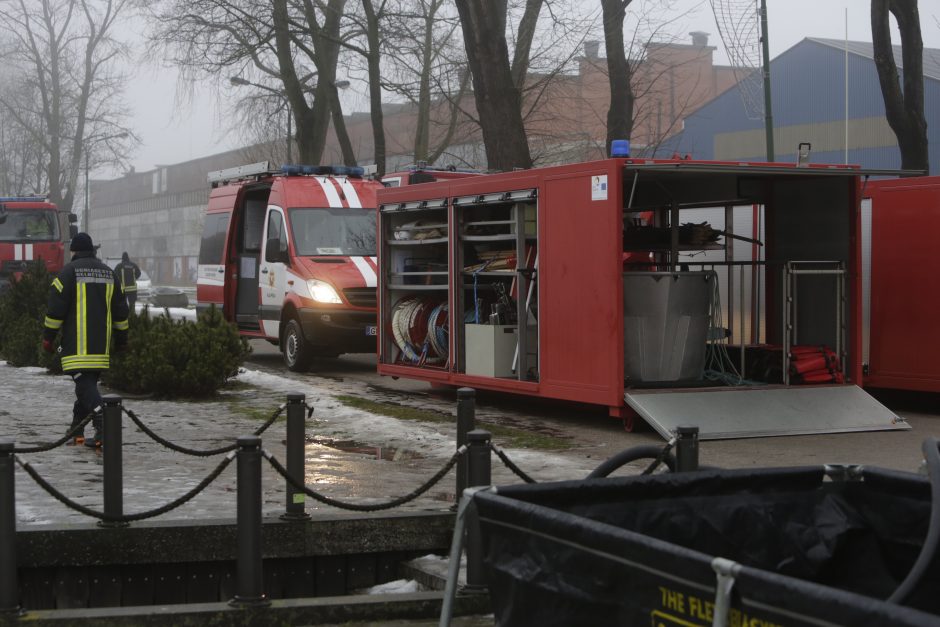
[43,252,129,372]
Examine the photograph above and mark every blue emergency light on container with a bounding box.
[610,140,630,158]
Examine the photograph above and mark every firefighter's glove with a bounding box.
[42,338,55,354]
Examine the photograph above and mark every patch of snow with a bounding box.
[235,367,456,456]
[364,579,423,595]
[142,305,197,322]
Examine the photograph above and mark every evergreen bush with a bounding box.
[105,305,250,397]
[0,263,60,370]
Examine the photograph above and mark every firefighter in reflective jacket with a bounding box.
[114,251,141,308]
[42,232,129,448]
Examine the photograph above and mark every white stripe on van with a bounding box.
[25,244,33,260]
[316,177,343,208]
[350,256,377,287]
[337,178,362,208]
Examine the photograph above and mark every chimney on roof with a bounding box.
[690,31,709,46]
[584,40,600,59]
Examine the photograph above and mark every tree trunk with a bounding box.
[362,0,385,175]
[509,0,543,87]
[602,0,635,156]
[329,86,357,166]
[454,0,532,171]
[871,0,928,174]
[277,0,347,165]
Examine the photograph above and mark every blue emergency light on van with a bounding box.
[281,165,365,177]
[0,196,45,202]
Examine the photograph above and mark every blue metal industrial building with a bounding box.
[664,38,939,175]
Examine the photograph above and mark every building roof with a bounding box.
[807,37,940,82]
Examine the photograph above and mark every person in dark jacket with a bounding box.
[43,233,129,448]
[114,251,142,309]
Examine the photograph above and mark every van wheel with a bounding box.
[282,319,312,371]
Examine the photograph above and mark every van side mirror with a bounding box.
[69,225,79,238]
[68,212,78,224]
[265,237,289,264]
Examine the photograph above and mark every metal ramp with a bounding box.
[624,384,909,440]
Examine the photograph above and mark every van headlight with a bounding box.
[307,279,342,304]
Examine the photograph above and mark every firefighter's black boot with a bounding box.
[84,410,103,448]
[67,404,85,445]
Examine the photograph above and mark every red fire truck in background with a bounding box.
[0,196,77,292]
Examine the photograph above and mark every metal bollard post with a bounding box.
[230,435,269,607]
[675,425,699,472]
[455,388,476,500]
[465,429,491,591]
[281,393,310,521]
[99,396,127,528]
[0,439,19,614]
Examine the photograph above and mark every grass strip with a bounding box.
[335,395,570,451]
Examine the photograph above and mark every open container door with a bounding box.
[620,161,911,440]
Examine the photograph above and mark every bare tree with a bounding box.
[871,0,929,174]
[147,0,355,165]
[454,0,537,170]
[376,0,473,165]
[0,0,134,210]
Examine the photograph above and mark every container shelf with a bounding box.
[387,237,449,245]
[462,234,537,242]
[387,283,449,291]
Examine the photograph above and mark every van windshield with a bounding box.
[288,207,376,256]
[0,209,58,241]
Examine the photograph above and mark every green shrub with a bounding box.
[0,263,60,371]
[105,305,251,398]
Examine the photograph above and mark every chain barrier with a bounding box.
[642,438,677,475]
[9,392,677,524]
[12,413,95,454]
[489,442,537,484]
[264,446,466,512]
[15,452,234,523]
[123,404,285,457]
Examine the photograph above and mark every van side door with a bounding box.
[260,207,289,339]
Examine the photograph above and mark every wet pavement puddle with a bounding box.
[307,436,424,462]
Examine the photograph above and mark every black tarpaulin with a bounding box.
[472,466,940,626]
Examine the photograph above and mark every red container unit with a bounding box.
[863,176,940,393]
[376,158,909,439]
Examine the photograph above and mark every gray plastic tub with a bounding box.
[623,271,715,383]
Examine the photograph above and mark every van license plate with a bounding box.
[365,325,377,336]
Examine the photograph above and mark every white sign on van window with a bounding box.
[591,174,608,201]
[240,256,256,279]
[316,247,342,254]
